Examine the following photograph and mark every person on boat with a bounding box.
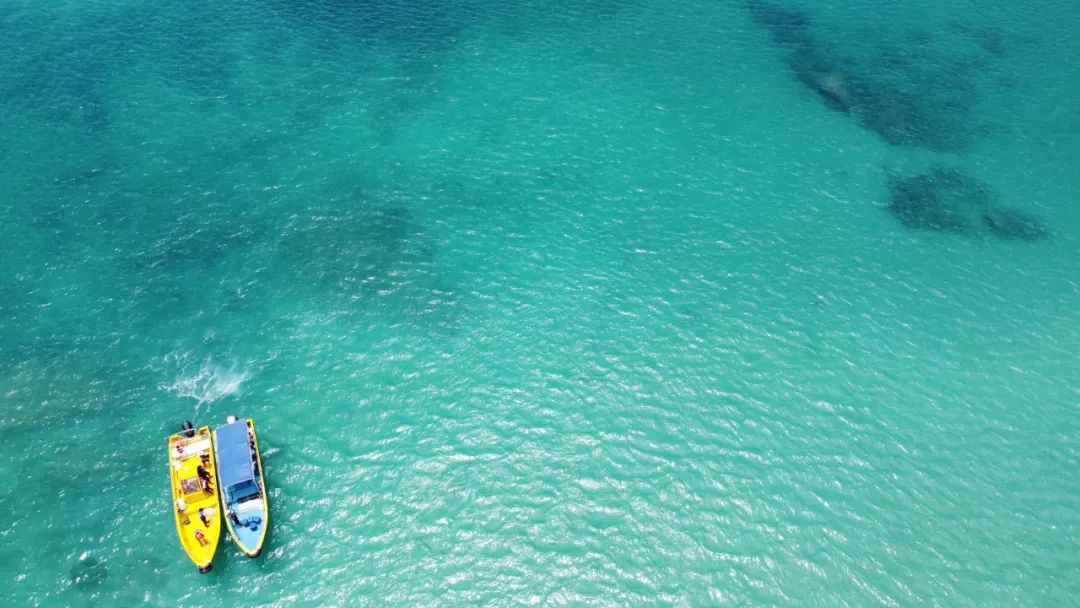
[199,508,212,527]
[197,464,213,492]
[227,508,242,527]
[200,453,210,466]
[194,529,207,546]
[176,497,187,513]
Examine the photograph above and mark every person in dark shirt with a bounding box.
[197,465,213,492]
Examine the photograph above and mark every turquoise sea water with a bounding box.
[2,0,1078,605]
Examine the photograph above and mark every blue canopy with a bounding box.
[216,422,254,490]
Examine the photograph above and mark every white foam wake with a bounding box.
[161,351,250,406]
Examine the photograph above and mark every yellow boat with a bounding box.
[167,422,222,573]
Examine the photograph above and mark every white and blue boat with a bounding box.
[213,416,268,557]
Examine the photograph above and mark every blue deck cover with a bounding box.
[216,422,254,490]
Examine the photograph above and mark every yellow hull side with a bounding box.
[220,418,269,557]
[168,426,222,572]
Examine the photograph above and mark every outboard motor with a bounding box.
[226,415,238,424]
[181,421,195,438]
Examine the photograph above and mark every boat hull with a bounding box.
[215,418,269,558]
[167,426,222,572]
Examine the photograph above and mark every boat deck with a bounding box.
[168,428,221,570]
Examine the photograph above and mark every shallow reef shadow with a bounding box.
[885,166,1047,242]
[886,167,990,233]
[746,0,814,45]
[1,41,112,133]
[69,555,108,589]
[981,207,1047,242]
[746,1,992,153]
[271,198,460,325]
[260,0,468,54]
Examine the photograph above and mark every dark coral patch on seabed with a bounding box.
[885,167,1047,242]
[981,207,1047,241]
[745,3,1049,243]
[746,1,991,153]
[69,555,108,588]
[746,0,813,45]
[886,168,991,233]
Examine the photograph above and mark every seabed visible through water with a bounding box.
[1,0,1077,605]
